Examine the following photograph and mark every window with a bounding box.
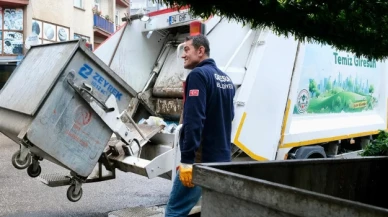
[0,8,24,55]
[32,19,70,44]
[0,64,17,90]
[94,0,100,11]
[74,0,83,8]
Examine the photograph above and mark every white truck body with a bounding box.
[94,7,387,170]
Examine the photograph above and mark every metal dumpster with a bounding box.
[0,39,138,201]
[193,157,388,217]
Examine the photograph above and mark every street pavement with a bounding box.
[0,133,172,217]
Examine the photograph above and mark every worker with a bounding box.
[164,34,235,216]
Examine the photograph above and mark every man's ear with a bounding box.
[198,46,205,57]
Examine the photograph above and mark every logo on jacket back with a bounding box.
[189,89,199,96]
[215,74,234,90]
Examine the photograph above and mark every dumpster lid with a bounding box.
[0,40,137,116]
[0,41,80,115]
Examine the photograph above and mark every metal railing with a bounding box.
[93,14,114,34]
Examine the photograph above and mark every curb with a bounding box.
[108,204,201,217]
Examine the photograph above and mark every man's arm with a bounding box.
[180,69,207,164]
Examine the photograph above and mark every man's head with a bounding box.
[182,34,210,69]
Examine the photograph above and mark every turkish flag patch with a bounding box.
[189,89,199,96]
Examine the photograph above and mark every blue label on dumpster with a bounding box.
[78,63,123,101]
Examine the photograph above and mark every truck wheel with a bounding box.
[294,146,326,159]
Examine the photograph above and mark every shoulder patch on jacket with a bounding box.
[189,89,199,96]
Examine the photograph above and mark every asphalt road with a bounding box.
[0,133,172,217]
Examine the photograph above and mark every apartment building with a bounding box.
[28,0,94,47]
[93,0,129,48]
[0,0,30,90]
[0,0,129,90]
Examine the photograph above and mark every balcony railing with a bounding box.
[93,14,114,34]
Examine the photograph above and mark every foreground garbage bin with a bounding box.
[0,39,136,202]
[193,157,388,217]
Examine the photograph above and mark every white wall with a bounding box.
[25,0,94,45]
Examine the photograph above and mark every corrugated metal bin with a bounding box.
[193,157,388,217]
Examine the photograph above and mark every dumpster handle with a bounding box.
[132,138,142,158]
[66,79,115,113]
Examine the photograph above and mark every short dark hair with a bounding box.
[185,34,210,57]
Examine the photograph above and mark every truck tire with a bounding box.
[294,146,326,159]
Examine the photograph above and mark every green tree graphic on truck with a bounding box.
[294,44,380,115]
[295,73,377,114]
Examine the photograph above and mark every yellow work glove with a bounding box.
[179,163,194,188]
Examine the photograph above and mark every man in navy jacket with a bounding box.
[165,34,235,216]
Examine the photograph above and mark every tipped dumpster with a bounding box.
[0,39,138,202]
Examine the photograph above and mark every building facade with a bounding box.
[27,0,94,47]
[0,0,29,90]
[93,0,129,48]
[0,0,129,90]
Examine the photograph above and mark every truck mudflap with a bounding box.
[193,157,388,217]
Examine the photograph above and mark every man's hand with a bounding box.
[179,163,194,188]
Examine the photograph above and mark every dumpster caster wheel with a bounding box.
[11,150,31,170]
[67,185,83,202]
[27,164,41,178]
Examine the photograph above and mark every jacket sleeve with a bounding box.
[180,69,207,164]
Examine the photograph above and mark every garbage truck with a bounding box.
[0,5,387,208]
[93,6,387,163]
